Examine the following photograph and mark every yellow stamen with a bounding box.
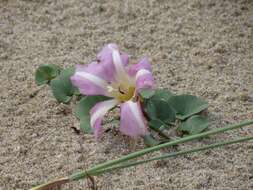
[109,83,135,102]
[117,86,135,102]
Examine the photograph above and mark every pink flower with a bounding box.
[71,44,154,139]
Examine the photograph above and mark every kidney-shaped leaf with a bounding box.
[75,96,110,133]
[80,116,93,134]
[143,134,160,147]
[50,68,78,103]
[167,94,208,120]
[50,78,72,103]
[75,96,110,119]
[145,99,176,123]
[148,119,169,131]
[151,89,174,101]
[177,115,209,135]
[139,89,155,99]
[35,64,61,85]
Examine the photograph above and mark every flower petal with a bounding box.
[97,43,130,83]
[76,62,113,82]
[98,43,129,66]
[120,53,129,66]
[128,57,152,76]
[71,64,110,96]
[111,46,130,82]
[135,69,155,91]
[120,101,148,137]
[90,99,119,139]
[97,43,117,64]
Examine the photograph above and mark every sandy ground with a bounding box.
[0,0,253,189]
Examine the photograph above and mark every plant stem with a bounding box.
[70,119,253,181]
[92,135,253,176]
[30,120,253,190]
[30,177,69,190]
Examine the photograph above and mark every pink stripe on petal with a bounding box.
[97,44,130,81]
[97,44,116,81]
[135,69,155,91]
[98,43,129,66]
[121,53,129,66]
[128,57,152,76]
[97,43,117,61]
[93,118,103,139]
[90,99,118,139]
[120,101,148,137]
[76,62,113,82]
[71,71,109,96]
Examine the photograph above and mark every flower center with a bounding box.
[117,85,135,102]
[108,83,135,102]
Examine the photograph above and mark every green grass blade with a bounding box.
[92,136,253,175]
[70,119,253,181]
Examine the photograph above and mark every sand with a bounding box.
[0,0,252,189]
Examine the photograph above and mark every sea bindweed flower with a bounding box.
[71,44,154,139]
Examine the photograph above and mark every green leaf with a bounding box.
[178,115,209,135]
[74,88,81,96]
[80,117,93,134]
[35,64,61,85]
[143,134,160,147]
[145,99,176,123]
[50,67,78,103]
[148,119,169,131]
[148,119,171,139]
[75,96,110,133]
[50,78,72,103]
[151,89,174,101]
[167,94,208,120]
[139,89,155,99]
[59,68,78,95]
[75,96,110,119]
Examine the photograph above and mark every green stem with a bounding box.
[92,136,253,176]
[70,119,253,181]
